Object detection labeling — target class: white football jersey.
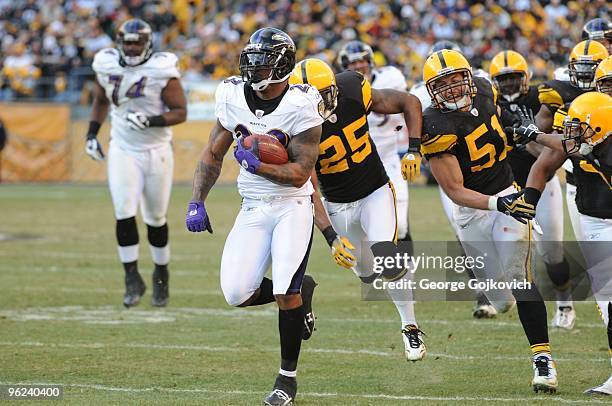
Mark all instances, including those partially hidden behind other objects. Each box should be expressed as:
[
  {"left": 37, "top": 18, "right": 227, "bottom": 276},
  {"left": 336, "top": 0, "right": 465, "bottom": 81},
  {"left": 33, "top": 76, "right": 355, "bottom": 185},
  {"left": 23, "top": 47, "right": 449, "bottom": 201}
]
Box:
[
  {"left": 410, "top": 68, "right": 491, "bottom": 111},
  {"left": 215, "top": 77, "right": 324, "bottom": 199},
  {"left": 368, "top": 66, "right": 408, "bottom": 164},
  {"left": 92, "top": 48, "right": 180, "bottom": 152}
]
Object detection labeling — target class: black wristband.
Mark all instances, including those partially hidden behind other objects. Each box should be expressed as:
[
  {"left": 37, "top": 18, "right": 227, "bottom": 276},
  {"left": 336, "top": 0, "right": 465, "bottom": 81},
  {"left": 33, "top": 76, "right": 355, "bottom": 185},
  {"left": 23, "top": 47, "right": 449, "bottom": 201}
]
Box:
[
  {"left": 322, "top": 226, "right": 338, "bottom": 247},
  {"left": 523, "top": 187, "right": 542, "bottom": 205},
  {"left": 408, "top": 137, "right": 421, "bottom": 152},
  {"left": 148, "top": 115, "right": 167, "bottom": 127},
  {"left": 87, "top": 121, "right": 101, "bottom": 138}
]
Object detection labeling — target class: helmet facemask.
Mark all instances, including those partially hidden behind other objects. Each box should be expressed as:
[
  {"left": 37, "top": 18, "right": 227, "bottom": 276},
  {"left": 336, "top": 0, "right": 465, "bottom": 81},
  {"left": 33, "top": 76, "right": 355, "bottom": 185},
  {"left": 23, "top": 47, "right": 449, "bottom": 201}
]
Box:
[
  {"left": 319, "top": 84, "right": 338, "bottom": 120},
  {"left": 494, "top": 72, "right": 528, "bottom": 102},
  {"left": 239, "top": 46, "right": 294, "bottom": 92},
  {"left": 568, "top": 59, "right": 600, "bottom": 90},
  {"left": 427, "top": 70, "right": 476, "bottom": 112},
  {"left": 596, "top": 77, "right": 612, "bottom": 96},
  {"left": 117, "top": 24, "right": 152, "bottom": 67}
]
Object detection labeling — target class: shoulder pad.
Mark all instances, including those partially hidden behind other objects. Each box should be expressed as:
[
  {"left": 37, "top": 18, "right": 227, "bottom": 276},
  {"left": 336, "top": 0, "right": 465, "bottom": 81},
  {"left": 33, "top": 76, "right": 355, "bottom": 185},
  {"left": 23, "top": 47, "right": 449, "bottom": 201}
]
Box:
[
  {"left": 337, "top": 70, "right": 372, "bottom": 112},
  {"left": 474, "top": 76, "right": 495, "bottom": 101},
  {"left": 215, "top": 76, "right": 243, "bottom": 103},
  {"left": 373, "top": 66, "right": 406, "bottom": 90},
  {"left": 143, "top": 52, "right": 180, "bottom": 79},
  {"left": 538, "top": 80, "right": 564, "bottom": 108},
  {"left": 288, "top": 83, "right": 325, "bottom": 114},
  {"left": 92, "top": 48, "right": 120, "bottom": 74},
  {"left": 421, "top": 109, "right": 459, "bottom": 157}
]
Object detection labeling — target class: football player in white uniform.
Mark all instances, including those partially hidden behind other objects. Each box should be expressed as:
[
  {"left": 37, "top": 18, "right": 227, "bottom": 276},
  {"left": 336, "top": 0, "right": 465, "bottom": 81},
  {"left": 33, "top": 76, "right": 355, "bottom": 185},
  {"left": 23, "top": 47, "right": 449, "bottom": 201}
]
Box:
[
  {"left": 337, "top": 41, "right": 413, "bottom": 251},
  {"left": 185, "top": 28, "right": 323, "bottom": 406},
  {"left": 86, "top": 19, "right": 186, "bottom": 308},
  {"left": 410, "top": 41, "right": 497, "bottom": 318}
]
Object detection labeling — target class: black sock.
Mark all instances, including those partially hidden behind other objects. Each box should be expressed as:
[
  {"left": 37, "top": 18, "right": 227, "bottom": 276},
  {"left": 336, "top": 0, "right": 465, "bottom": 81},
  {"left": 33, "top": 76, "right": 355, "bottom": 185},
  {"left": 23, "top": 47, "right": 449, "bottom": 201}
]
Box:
[
  {"left": 513, "top": 285, "right": 549, "bottom": 346},
  {"left": 398, "top": 232, "right": 414, "bottom": 257},
  {"left": 249, "top": 277, "right": 275, "bottom": 306},
  {"left": 153, "top": 264, "right": 168, "bottom": 281},
  {"left": 123, "top": 260, "right": 138, "bottom": 274},
  {"left": 545, "top": 258, "right": 570, "bottom": 289},
  {"left": 279, "top": 305, "right": 304, "bottom": 373},
  {"left": 608, "top": 302, "right": 612, "bottom": 355}
]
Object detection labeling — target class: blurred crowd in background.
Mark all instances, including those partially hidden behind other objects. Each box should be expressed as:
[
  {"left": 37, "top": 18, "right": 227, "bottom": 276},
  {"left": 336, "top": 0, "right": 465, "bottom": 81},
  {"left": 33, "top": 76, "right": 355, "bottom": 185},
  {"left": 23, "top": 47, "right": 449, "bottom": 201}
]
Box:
[{"left": 0, "top": 0, "right": 609, "bottom": 102}]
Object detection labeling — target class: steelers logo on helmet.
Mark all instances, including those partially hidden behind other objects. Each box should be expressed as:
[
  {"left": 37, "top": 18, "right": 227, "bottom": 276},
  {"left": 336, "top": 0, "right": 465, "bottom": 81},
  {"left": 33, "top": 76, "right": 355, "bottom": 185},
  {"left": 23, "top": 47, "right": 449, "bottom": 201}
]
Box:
[
  {"left": 423, "top": 50, "right": 477, "bottom": 112},
  {"left": 116, "top": 19, "right": 153, "bottom": 67},
  {"left": 239, "top": 27, "right": 296, "bottom": 92},
  {"left": 562, "top": 92, "right": 612, "bottom": 155},
  {"left": 289, "top": 58, "right": 338, "bottom": 120},
  {"left": 568, "top": 40, "right": 609, "bottom": 90}
]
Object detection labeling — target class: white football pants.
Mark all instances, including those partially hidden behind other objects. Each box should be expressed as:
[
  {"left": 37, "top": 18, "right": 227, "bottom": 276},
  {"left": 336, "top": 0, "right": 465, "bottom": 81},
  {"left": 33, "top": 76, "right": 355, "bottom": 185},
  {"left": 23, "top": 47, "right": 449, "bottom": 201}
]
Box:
[{"left": 383, "top": 157, "right": 409, "bottom": 239}]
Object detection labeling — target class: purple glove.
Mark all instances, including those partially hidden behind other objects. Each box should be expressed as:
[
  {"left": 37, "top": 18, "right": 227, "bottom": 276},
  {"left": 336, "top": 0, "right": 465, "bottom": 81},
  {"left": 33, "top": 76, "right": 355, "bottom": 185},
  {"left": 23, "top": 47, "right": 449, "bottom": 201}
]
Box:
[
  {"left": 185, "top": 200, "right": 213, "bottom": 233},
  {"left": 234, "top": 137, "right": 261, "bottom": 174}
]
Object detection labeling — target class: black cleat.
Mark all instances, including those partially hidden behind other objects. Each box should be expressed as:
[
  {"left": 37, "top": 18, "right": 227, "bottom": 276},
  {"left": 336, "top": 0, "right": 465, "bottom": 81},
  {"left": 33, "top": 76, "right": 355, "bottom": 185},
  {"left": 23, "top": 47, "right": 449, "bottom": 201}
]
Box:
[
  {"left": 300, "top": 275, "right": 317, "bottom": 340},
  {"left": 264, "top": 374, "right": 297, "bottom": 406},
  {"left": 123, "top": 271, "right": 146, "bottom": 308},
  {"left": 151, "top": 266, "right": 169, "bottom": 307}
]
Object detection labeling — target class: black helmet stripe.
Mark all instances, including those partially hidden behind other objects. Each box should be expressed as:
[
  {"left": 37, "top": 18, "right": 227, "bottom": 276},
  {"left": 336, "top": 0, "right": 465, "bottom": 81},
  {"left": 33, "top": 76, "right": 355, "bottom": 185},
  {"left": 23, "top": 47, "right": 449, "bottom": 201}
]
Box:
[
  {"left": 436, "top": 51, "right": 448, "bottom": 69},
  {"left": 584, "top": 40, "right": 591, "bottom": 55},
  {"left": 503, "top": 50, "right": 508, "bottom": 67},
  {"left": 301, "top": 61, "right": 308, "bottom": 84}
]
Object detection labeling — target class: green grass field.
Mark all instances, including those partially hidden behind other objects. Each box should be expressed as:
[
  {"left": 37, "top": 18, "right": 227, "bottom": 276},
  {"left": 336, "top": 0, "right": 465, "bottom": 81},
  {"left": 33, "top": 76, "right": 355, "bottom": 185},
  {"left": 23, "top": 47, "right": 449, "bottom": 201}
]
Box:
[{"left": 0, "top": 184, "right": 609, "bottom": 405}]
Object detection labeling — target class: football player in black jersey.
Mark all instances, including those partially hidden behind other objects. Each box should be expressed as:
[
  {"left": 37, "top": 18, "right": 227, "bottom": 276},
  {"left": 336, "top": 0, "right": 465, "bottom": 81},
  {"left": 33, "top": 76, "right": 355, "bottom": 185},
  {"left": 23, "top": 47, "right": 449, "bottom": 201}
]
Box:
[
  {"left": 290, "top": 58, "right": 428, "bottom": 362},
  {"left": 421, "top": 49, "right": 558, "bottom": 393},
  {"left": 514, "top": 92, "right": 612, "bottom": 395},
  {"left": 491, "top": 50, "right": 576, "bottom": 330}
]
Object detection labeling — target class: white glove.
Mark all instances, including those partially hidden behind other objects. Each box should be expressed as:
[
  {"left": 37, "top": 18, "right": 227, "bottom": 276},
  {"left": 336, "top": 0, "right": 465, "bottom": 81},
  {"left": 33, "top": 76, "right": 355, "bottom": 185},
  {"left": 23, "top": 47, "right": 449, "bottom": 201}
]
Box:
[
  {"left": 126, "top": 111, "right": 150, "bottom": 131},
  {"left": 85, "top": 137, "right": 105, "bottom": 161}
]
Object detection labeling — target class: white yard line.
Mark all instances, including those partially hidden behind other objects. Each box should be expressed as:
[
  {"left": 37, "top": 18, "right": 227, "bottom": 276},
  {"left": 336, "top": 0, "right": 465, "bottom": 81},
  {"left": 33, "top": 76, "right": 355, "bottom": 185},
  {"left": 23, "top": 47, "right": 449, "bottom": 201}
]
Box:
[
  {"left": 0, "top": 340, "right": 605, "bottom": 363},
  {"left": 0, "top": 381, "right": 606, "bottom": 403}
]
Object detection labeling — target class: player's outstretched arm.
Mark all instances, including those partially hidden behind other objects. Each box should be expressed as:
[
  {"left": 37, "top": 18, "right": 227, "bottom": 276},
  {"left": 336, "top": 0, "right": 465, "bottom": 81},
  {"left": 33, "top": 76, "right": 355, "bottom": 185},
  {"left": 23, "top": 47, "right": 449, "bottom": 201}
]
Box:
[
  {"left": 525, "top": 147, "right": 566, "bottom": 193},
  {"left": 84, "top": 80, "right": 110, "bottom": 161},
  {"left": 255, "top": 125, "right": 322, "bottom": 188},
  {"left": 429, "top": 153, "right": 535, "bottom": 223},
  {"left": 535, "top": 104, "right": 554, "bottom": 134},
  {"left": 186, "top": 120, "right": 234, "bottom": 233}
]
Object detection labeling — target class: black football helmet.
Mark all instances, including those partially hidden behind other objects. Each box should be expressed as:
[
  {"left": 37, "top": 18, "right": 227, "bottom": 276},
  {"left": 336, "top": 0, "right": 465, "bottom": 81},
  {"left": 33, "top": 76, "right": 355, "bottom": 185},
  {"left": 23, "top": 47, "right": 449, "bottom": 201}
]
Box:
[
  {"left": 338, "top": 41, "right": 374, "bottom": 70},
  {"left": 116, "top": 19, "right": 153, "bottom": 67},
  {"left": 582, "top": 18, "right": 612, "bottom": 41},
  {"left": 429, "top": 40, "right": 462, "bottom": 55},
  {"left": 239, "top": 27, "right": 296, "bottom": 91}
]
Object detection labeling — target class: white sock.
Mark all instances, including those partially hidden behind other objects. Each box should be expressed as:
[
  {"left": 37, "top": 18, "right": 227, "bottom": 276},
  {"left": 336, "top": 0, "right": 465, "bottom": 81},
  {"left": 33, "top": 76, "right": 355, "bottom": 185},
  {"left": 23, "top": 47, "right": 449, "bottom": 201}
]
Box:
[
  {"left": 150, "top": 245, "right": 170, "bottom": 266},
  {"left": 118, "top": 244, "right": 138, "bottom": 263},
  {"left": 385, "top": 271, "right": 417, "bottom": 327},
  {"left": 279, "top": 368, "right": 296, "bottom": 378}
]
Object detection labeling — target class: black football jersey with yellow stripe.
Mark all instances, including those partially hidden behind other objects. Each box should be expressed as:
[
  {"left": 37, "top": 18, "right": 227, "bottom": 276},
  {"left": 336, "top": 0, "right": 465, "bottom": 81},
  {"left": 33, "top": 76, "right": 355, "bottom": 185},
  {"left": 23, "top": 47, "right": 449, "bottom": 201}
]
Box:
[
  {"left": 572, "top": 151, "right": 612, "bottom": 219},
  {"left": 422, "top": 76, "right": 514, "bottom": 195},
  {"left": 316, "top": 70, "right": 388, "bottom": 203},
  {"left": 537, "top": 79, "right": 585, "bottom": 114},
  {"left": 498, "top": 85, "right": 541, "bottom": 187}
]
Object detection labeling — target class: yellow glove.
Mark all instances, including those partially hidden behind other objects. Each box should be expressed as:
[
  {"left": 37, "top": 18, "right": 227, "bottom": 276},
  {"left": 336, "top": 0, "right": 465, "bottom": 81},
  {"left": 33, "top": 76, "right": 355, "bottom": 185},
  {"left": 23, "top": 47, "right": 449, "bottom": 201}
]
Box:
[
  {"left": 401, "top": 151, "right": 422, "bottom": 183},
  {"left": 331, "top": 236, "right": 356, "bottom": 269}
]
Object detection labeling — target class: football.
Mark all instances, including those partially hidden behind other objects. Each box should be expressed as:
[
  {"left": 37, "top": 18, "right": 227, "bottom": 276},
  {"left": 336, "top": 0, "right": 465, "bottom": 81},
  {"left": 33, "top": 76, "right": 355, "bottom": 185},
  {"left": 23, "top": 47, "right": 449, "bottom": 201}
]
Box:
[{"left": 243, "top": 134, "right": 289, "bottom": 165}]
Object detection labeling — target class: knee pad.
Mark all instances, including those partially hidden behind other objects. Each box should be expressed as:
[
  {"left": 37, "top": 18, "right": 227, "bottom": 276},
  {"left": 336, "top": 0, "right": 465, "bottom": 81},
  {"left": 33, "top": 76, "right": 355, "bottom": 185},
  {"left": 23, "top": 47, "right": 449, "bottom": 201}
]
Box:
[
  {"left": 359, "top": 273, "right": 380, "bottom": 284},
  {"left": 147, "top": 223, "right": 168, "bottom": 247},
  {"left": 116, "top": 217, "right": 138, "bottom": 247},
  {"left": 223, "top": 288, "right": 255, "bottom": 307}
]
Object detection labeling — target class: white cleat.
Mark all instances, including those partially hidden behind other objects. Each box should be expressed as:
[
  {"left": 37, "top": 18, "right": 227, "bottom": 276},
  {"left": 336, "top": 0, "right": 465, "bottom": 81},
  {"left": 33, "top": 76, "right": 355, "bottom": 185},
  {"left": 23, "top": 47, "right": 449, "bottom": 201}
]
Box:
[
  {"left": 551, "top": 306, "right": 576, "bottom": 330},
  {"left": 532, "top": 354, "right": 558, "bottom": 394},
  {"left": 402, "top": 324, "right": 426, "bottom": 362},
  {"left": 584, "top": 375, "right": 612, "bottom": 395}
]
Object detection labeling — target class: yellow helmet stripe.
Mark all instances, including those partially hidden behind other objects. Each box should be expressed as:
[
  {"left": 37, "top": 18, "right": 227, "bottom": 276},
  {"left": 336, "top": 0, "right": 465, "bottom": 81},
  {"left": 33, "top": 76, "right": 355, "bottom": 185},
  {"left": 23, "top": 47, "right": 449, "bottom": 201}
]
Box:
[
  {"left": 300, "top": 61, "right": 308, "bottom": 84},
  {"left": 436, "top": 51, "right": 448, "bottom": 69}
]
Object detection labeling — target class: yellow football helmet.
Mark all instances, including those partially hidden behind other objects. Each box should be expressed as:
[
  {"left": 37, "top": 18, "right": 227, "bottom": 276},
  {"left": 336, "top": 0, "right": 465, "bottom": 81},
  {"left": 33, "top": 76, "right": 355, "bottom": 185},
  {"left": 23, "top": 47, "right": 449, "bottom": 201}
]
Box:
[
  {"left": 562, "top": 92, "right": 612, "bottom": 154},
  {"left": 489, "top": 50, "right": 530, "bottom": 101},
  {"left": 423, "top": 49, "right": 476, "bottom": 111},
  {"left": 568, "top": 40, "right": 609, "bottom": 90},
  {"left": 290, "top": 58, "right": 338, "bottom": 119},
  {"left": 595, "top": 55, "right": 612, "bottom": 95}
]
